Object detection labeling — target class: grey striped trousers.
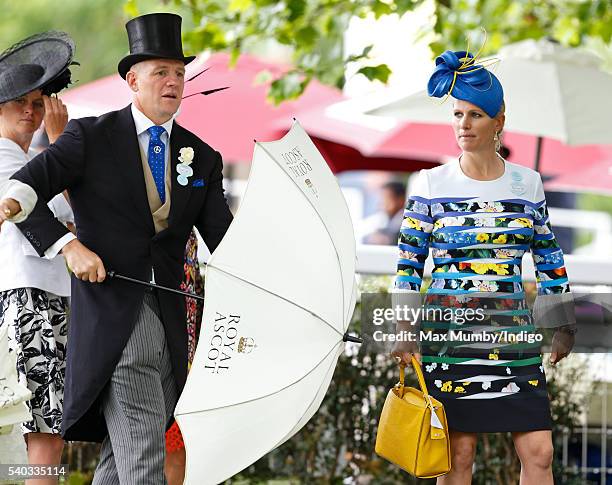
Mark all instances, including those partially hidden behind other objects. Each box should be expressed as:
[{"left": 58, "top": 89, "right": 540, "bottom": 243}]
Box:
[{"left": 92, "top": 294, "right": 178, "bottom": 485}]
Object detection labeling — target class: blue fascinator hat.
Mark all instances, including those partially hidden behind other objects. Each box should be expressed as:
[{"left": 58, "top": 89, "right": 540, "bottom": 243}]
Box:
[{"left": 427, "top": 47, "right": 504, "bottom": 118}]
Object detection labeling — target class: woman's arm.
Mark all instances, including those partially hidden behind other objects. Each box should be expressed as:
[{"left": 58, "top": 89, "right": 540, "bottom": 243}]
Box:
[
  {"left": 391, "top": 170, "right": 434, "bottom": 364},
  {"left": 0, "top": 143, "right": 38, "bottom": 223},
  {"left": 529, "top": 174, "right": 576, "bottom": 363}
]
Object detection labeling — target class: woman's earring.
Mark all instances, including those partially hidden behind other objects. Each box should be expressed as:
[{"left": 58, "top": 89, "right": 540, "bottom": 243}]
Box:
[{"left": 494, "top": 132, "right": 501, "bottom": 152}]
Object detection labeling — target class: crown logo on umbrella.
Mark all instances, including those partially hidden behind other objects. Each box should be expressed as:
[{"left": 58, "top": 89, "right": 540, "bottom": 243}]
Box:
[{"left": 237, "top": 337, "right": 257, "bottom": 354}]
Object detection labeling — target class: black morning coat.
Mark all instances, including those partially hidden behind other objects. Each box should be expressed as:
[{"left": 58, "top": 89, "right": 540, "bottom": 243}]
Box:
[{"left": 11, "top": 105, "right": 233, "bottom": 441}]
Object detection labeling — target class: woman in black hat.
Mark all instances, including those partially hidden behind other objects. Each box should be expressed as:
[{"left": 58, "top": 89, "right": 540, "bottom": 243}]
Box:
[{"left": 0, "top": 31, "right": 75, "bottom": 478}]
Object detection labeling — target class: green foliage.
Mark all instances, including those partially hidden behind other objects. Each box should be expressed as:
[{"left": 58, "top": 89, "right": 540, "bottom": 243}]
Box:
[
  {"left": 0, "top": 0, "right": 193, "bottom": 85},
  {"left": 431, "top": 0, "right": 612, "bottom": 56},
  {"left": 357, "top": 64, "right": 392, "bottom": 84},
  {"left": 577, "top": 192, "right": 612, "bottom": 216},
  {"left": 127, "top": 0, "right": 426, "bottom": 103},
  {"left": 269, "top": 71, "right": 310, "bottom": 102},
  {"left": 5, "top": 0, "right": 612, "bottom": 102},
  {"left": 0, "top": 0, "right": 127, "bottom": 84},
  {"left": 67, "top": 471, "right": 93, "bottom": 485},
  {"left": 123, "top": 0, "right": 612, "bottom": 102},
  {"left": 575, "top": 193, "right": 612, "bottom": 247}
]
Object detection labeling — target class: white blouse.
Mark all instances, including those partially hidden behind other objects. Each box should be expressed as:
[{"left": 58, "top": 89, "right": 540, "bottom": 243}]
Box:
[{"left": 0, "top": 138, "right": 72, "bottom": 296}]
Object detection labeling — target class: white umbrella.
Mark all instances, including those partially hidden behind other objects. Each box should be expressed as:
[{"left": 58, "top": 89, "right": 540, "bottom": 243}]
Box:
[
  {"left": 368, "top": 38, "right": 612, "bottom": 168},
  {"left": 174, "top": 121, "right": 359, "bottom": 484}
]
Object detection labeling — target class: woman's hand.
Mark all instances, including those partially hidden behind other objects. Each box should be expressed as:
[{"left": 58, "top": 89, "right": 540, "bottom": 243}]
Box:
[
  {"left": 549, "top": 327, "right": 575, "bottom": 365},
  {"left": 391, "top": 341, "right": 421, "bottom": 366},
  {"left": 0, "top": 198, "right": 22, "bottom": 228},
  {"left": 43, "top": 95, "right": 68, "bottom": 143},
  {"left": 390, "top": 321, "right": 421, "bottom": 365}
]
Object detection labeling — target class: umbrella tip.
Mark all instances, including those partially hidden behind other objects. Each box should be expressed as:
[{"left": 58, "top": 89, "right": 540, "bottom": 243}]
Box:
[
  {"left": 253, "top": 138, "right": 257, "bottom": 143},
  {"left": 343, "top": 333, "right": 362, "bottom": 344},
  {"left": 292, "top": 117, "right": 297, "bottom": 121}
]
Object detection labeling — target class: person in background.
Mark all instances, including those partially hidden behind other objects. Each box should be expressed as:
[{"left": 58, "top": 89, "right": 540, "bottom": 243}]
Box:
[
  {"left": 363, "top": 181, "right": 406, "bottom": 245},
  {"left": 164, "top": 230, "right": 204, "bottom": 485},
  {"left": 0, "top": 31, "right": 75, "bottom": 485}
]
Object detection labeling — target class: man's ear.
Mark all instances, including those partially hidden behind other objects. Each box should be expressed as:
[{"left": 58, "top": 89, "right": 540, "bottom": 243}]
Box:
[{"left": 126, "top": 71, "right": 138, "bottom": 92}]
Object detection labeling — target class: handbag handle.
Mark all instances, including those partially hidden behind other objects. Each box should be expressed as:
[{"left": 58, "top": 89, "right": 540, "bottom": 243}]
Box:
[
  {"left": 398, "top": 356, "right": 431, "bottom": 399},
  {"left": 399, "top": 357, "right": 447, "bottom": 439}
]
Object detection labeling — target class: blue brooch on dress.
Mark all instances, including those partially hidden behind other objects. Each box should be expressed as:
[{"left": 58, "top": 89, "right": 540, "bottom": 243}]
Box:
[{"left": 510, "top": 171, "right": 526, "bottom": 195}]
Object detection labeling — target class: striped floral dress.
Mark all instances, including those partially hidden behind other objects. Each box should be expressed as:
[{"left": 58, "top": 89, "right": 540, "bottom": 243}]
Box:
[
  {"left": 393, "top": 159, "right": 575, "bottom": 432},
  {"left": 165, "top": 230, "right": 204, "bottom": 452}
]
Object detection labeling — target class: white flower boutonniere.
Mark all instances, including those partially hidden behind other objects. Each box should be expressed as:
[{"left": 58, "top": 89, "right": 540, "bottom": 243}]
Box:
[{"left": 177, "top": 146, "right": 195, "bottom": 186}]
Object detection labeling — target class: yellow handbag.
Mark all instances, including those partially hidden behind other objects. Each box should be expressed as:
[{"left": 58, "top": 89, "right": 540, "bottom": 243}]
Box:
[{"left": 375, "top": 356, "right": 451, "bottom": 478}]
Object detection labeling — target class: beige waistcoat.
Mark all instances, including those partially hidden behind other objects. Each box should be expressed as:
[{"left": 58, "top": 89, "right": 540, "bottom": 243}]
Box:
[{"left": 139, "top": 143, "right": 171, "bottom": 233}]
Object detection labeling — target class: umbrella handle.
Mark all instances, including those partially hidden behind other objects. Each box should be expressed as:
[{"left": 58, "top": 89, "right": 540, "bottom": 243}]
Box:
[{"left": 107, "top": 270, "right": 205, "bottom": 302}]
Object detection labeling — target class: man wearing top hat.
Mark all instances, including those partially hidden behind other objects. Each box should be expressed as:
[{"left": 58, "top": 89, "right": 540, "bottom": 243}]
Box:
[{"left": 1, "top": 13, "right": 233, "bottom": 483}]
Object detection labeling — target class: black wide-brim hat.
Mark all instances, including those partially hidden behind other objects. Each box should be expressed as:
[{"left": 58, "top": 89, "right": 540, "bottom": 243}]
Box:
[
  {"left": 0, "top": 31, "right": 76, "bottom": 104},
  {"left": 118, "top": 13, "right": 195, "bottom": 79}
]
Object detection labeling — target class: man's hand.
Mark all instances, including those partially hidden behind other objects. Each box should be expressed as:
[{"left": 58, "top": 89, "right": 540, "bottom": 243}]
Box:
[
  {"left": 61, "top": 239, "right": 106, "bottom": 283},
  {"left": 0, "top": 198, "right": 22, "bottom": 227},
  {"left": 549, "top": 328, "right": 575, "bottom": 365},
  {"left": 43, "top": 95, "right": 68, "bottom": 144}
]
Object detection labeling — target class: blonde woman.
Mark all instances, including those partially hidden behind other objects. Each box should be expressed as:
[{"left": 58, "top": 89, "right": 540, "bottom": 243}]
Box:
[
  {"left": 391, "top": 49, "right": 576, "bottom": 485},
  {"left": 0, "top": 32, "right": 75, "bottom": 484}
]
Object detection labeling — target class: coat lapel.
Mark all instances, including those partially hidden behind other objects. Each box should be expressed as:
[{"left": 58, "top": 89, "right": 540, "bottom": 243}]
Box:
[
  {"left": 165, "top": 122, "right": 193, "bottom": 229},
  {"left": 108, "top": 105, "right": 154, "bottom": 234}
]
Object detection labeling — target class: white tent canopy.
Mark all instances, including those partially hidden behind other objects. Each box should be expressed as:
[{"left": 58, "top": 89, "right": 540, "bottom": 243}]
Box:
[{"left": 368, "top": 38, "right": 612, "bottom": 146}]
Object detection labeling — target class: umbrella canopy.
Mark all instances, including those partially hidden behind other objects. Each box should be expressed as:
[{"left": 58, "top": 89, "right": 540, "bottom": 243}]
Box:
[
  {"left": 283, "top": 103, "right": 612, "bottom": 180},
  {"left": 61, "top": 53, "right": 342, "bottom": 162},
  {"left": 367, "top": 38, "right": 612, "bottom": 146},
  {"left": 545, "top": 159, "right": 612, "bottom": 195},
  {"left": 174, "top": 121, "right": 358, "bottom": 484}
]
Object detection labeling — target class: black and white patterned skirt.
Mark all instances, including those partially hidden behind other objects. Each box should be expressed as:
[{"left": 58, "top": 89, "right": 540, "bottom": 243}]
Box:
[{"left": 0, "top": 288, "right": 68, "bottom": 434}]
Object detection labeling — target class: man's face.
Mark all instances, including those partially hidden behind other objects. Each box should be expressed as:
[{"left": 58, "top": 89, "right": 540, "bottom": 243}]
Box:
[{"left": 127, "top": 59, "right": 185, "bottom": 123}]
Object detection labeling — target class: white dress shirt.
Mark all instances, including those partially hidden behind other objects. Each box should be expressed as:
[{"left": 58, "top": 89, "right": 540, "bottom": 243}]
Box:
[
  {"left": 0, "top": 138, "right": 73, "bottom": 295},
  {"left": 131, "top": 103, "right": 174, "bottom": 173}
]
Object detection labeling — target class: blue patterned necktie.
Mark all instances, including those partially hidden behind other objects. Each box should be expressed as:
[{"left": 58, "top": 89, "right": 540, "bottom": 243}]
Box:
[{"left": 147, "top": 125, "right": 166, "bottom": 203}]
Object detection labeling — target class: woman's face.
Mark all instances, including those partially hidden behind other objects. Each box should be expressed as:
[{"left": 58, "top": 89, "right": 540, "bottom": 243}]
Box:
[
  {"left": 0, "top": 89, "right": 45, "bottom": 138},
  {"left": 452, "top": 99, "right": 504, "bottom": 154}
]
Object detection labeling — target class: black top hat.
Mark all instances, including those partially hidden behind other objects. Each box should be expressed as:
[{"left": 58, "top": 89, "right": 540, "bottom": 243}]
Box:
[
  {"left": 118, "top": 13, "right": 195, "bottom": 79},
  {"left": 0, "top": 31, "right": 76, "bottom": 104}
]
